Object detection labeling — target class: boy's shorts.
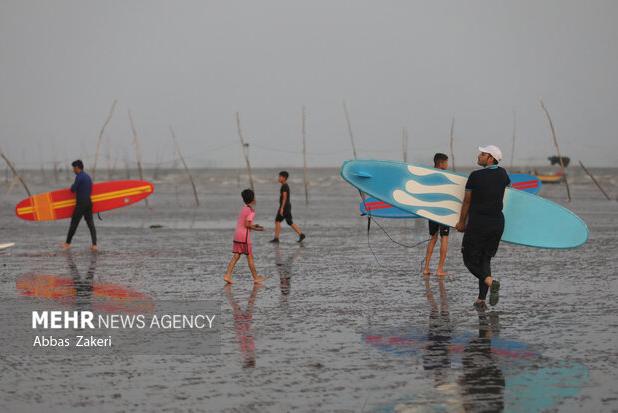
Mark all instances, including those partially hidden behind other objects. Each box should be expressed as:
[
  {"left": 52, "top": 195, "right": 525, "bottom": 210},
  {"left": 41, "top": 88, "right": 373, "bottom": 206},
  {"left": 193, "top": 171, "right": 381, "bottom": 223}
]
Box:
[
  {"left": 429, "top": 221, "right": 450, "bottom": 237},
  {"left": 275, "top": 208, "right": 293, "bottom": 225},
  {"left": 232, "top": 241, "right": 253, "bottom": 256}
]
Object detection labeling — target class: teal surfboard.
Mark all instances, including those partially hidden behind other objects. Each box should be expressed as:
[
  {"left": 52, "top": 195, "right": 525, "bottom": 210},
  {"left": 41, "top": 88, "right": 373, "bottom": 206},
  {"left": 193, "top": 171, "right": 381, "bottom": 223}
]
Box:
[
  {"left": 360, "top": 197, "right": 420, "bottom": 219},
  {"left": 510, "top": 173, "right": 542, "bottom": 194},
  {"left": 341, "top": 160, "right": 588, "bottom": 249}
]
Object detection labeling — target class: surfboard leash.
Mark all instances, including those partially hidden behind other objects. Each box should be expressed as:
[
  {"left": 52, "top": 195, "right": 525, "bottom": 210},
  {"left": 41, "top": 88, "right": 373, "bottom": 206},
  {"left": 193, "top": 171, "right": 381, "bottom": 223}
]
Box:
[{"left": 358, "top": 191, "right": 431, "bottom": 270}]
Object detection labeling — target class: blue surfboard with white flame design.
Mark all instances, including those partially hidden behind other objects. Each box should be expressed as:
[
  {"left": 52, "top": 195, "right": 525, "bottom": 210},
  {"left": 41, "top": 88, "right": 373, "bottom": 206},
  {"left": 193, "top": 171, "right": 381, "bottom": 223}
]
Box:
[
  {"left": 359, "top": 174, "right": 541, "bottom": 218},
  {"left": 342, "top": 160, "right": 588, "bottom": 249}
]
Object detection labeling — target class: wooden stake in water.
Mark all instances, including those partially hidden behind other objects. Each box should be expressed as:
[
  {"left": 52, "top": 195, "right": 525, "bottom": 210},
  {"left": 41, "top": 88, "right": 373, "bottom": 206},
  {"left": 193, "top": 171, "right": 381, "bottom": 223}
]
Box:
[
  {"left": 301, "top": 106, "right": 309, "bottom": 205},
  {"left": 510, "top": 110, "right": 516, "bottom": 169},
  {"left": 342, "top": 101, "right": 358, "bottom": 159},
  {"left": 0, "top": 148, "right": 32, "bottom": 196},
  {"left": 402, "top": 127, "right": 408, "bottom": 163},
  {"left": 579, "top": 161, "right": 611, "bottom": 200},
  {"left": 170, "top": 126, "right": 200, "bottom": 207},
  {"left": 235, "top": 112, "right": 255, "bottom": 191},
  {"left": 92, "top": 100, "right": 117, "bottom": 181},
  {"left": 105, "top": 136, "right": 113, "bottom": 180},
  {"left": 449, "top": 117, "right": 456, "bottom": 171},
  {"left": 539, "top": 98, "right": 571, "bottom": 202},
  {"left": 128, "top": 109, "right": 148, "bottom": 206}
]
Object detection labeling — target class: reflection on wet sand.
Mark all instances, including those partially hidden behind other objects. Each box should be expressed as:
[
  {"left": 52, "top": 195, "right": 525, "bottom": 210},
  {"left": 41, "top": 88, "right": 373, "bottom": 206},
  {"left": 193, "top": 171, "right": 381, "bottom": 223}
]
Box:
[
  {"left": 67, "top": 251, "right": 96, "bottom": 309},
  {"left": 15, "top": 251, "right": 153, "bottom": 313},
  {"left": 224, "top": 283, "right": 261, "bottom": 368},
  {"left": 423, "top": 276, "right": 452, "bottom": 385},
  {"left": 274, "top": 244, "right": 303, "bottom": 310},
  {"left": 460, "top": 311, "right": 505, "bottom": 412},
  {"left": 423, "top": 276, "right": 464, "bottom": 411}
]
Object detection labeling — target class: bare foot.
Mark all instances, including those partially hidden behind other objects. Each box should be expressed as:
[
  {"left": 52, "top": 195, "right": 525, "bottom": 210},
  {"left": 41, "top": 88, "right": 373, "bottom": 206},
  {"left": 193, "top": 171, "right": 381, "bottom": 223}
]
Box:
[
  {"left": 223, "top": 275, "right": 234, "bottom": 284},
  {"left": 436, "top": 270, "right": 448, "bottom": 276},
  {"left": 90, "top": 245, "right": 98, "bottom": 252},
  {"left": 253, "top": 275, "right": 266, "bottom": 284},
  {"left": 62, "top": 243, "right": 71, "bottom": 250},
  {"left": 422, "top": 269, "right": 431, "bottom": 276}
]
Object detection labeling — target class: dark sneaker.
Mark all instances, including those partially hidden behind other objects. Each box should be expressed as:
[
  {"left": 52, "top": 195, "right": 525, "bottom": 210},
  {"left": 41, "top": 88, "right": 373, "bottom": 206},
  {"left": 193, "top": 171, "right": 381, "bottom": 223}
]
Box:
[
  {"left": 473, "top": 301, "right": 488, "bottom": 311},
  {"left": 297, "top": 233, "right": 306, "bottom": 243},
  {"left": 489, "top": 280, "right": 500, "bottom": 306},
  {"left": 269, "top": 238, "right": 280, "bottom": 243}
]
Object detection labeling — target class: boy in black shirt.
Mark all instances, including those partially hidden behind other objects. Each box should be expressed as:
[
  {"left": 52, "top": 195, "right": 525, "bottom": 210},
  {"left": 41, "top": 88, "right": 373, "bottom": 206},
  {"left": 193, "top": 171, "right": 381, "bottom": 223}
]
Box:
[
  {"left": 423, "top": 153, "right": 450, "bottom": 276},
  {"left": 456, "top": 146, "right": 510, "bottom": 308},
  {"left": 270, "top": 171, "right": 305, "bottom": 243}
]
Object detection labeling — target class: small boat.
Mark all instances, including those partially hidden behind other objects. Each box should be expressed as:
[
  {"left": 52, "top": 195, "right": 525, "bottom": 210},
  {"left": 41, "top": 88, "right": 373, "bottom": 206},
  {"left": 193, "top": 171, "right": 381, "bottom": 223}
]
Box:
[{"left": 535, "top": 170, "right": 564, "bottom": 183}]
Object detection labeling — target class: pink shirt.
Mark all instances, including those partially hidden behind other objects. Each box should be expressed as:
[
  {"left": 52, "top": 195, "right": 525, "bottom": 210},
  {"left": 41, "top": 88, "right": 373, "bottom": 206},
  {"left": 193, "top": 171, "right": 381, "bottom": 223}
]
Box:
[{"left": 234, "top": 205, "right": 255, "bottom": 244}]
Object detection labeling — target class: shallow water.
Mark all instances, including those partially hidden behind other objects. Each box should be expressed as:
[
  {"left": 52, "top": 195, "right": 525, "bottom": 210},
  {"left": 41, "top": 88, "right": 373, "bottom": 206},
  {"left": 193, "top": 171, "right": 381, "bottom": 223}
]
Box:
[{"left": 1, "top": 168, "right": 617, "bottom": 412}]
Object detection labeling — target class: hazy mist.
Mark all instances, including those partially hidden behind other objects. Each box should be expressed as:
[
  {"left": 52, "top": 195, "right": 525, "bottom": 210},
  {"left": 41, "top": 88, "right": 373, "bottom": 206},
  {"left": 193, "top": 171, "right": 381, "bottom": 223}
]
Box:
[{"left": 1, "top": 0, "right": 617, "bottom": 168}]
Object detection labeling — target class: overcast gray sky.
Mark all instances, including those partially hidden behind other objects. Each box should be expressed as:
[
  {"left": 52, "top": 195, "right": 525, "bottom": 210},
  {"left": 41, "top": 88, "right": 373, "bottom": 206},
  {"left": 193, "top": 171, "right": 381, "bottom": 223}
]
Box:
[{"left": 1, "top": 0, "right": 616, "bottom": 168}]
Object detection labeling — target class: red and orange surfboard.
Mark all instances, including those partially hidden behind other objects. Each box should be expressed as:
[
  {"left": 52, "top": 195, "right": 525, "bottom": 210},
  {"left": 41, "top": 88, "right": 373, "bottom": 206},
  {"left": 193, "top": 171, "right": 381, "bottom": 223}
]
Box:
[
  {"left": 16, "top": 273, "right": 155, "bottom": 314},
  {"left": 15, "top": 180, "right": 154, "bottom": 221}
]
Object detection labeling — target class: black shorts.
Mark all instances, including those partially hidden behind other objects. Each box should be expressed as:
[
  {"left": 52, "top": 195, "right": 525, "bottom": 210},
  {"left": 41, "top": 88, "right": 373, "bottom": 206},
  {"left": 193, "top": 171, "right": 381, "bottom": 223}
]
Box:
[
  {"left": 275, "top": 208, "right": 293, "bottom": 225},
  {"left": 428, "top": 221, "right": 450, "bottom": 237}
]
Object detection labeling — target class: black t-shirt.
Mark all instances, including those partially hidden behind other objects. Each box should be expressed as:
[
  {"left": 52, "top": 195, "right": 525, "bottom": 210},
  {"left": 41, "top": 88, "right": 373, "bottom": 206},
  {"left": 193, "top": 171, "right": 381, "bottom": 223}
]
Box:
[
  {"left": 279, "top": 183, "right": 291, "bottom": 209},
  {"left": 465, "top": 166, "right": 510, "bottom": 220}
]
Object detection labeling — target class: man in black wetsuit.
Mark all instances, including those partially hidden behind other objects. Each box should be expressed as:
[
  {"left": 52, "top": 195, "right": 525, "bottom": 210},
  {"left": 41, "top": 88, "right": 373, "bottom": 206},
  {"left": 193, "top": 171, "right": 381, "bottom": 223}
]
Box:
[
  {"left": 63, "top": 160, "right": 97, "bottom": 251},
  {"left": 455, "top": 146, "right": 510, "bottom": 309}
]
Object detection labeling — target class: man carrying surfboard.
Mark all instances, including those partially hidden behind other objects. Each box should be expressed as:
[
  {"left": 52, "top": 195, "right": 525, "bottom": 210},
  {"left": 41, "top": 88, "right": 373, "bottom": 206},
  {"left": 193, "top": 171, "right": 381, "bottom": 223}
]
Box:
[
  {"left": 62, "top": 160, "right": 97, "bottom": 251},
  {"left": 423, "top": 153, "right": 450, "bottom": 276},
  {"left": 270, "top": 171, "right": 306, "bottom": 243},
  {"left": 455, "top": 146, "right": 510, "bottom": 309}
]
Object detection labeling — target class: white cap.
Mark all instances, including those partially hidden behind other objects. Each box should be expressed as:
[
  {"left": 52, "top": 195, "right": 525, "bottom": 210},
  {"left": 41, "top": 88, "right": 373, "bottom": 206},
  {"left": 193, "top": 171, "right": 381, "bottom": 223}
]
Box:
[{"left": 478, "top": 145, "right": 503, "bottom": 162}]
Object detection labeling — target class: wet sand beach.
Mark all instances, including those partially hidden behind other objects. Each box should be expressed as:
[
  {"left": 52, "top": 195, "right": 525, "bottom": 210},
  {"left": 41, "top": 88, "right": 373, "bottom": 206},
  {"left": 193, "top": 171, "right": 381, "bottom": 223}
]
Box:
[{"left": 1, "top": 168, "right": 617, "bottom": 412}]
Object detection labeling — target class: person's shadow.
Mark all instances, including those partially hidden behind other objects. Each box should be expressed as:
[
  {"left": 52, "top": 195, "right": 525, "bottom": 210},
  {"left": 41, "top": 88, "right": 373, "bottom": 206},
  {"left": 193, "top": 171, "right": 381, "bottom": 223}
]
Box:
[
  {"left": 224, "top": 283, "right": 262, "bottom": 368},
  {"left": 423, "top": 276, "right": 453, "bottom": 390},
  {"left": 66, "top": 251, "right": 97, "bottom": 311},
  {"left": 460, "top": 311, "right": 505, "bottom": 412}
]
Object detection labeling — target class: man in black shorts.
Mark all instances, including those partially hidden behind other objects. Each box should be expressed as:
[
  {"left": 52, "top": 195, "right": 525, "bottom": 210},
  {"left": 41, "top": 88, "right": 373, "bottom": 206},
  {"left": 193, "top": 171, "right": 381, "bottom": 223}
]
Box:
[
  {"left": 456, "top": 145, "right": 510, "bottom": 309},
  {"left": 270, "top": 171, "right": 305, "bottom": 243},
  {"left": 423, "top": 153, "right": 450, "bottom": 276}
]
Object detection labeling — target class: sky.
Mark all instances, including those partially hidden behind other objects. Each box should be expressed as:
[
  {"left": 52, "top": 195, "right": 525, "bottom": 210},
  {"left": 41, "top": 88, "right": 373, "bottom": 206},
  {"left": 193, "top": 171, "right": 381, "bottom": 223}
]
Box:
[{"left": 1, "top": 0, "right": 617, "bottom": 169}]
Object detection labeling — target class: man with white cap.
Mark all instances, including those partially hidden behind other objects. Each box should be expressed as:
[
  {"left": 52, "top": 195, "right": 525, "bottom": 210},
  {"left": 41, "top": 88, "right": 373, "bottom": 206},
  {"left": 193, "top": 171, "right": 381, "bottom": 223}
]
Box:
[{"left": 455, "top": 145, "right": 510, "bottom": 309}]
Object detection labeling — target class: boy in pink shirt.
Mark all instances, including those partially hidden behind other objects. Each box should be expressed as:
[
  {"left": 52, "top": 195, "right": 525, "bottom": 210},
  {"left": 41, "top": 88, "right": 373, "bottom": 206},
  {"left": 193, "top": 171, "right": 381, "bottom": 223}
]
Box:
[{"left": 224, "top": 189, "right": 266, "bottom": 284}]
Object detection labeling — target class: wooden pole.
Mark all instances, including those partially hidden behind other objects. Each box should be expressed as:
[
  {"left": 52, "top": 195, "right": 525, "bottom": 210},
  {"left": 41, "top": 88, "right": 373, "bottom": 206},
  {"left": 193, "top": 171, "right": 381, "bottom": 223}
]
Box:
[
  {"left": 105, "top": 136, "right": 113, "bottom": 180},
  {"left": 92, "top": 100, "right": 117, "bottom": 181},
  {"left": 53, "top": 161, "right": 59, "bottom": 183},
  {"left": 402, "top": 127, "right": 408, "bottom": 163},
  {"left": 449, "top": 117, "right": 456, "bottom": 171},
  {"left": 170, "top": 126, "right": 200, "bottom": 206},
  {"left": 301, "top": 106, "right": 309, "bottom": 205},
  {"left": 0, "top": 148, "right": 32, "bottom": 196},
  {"left": 235, "top": 112, "right": 255, "bottom": 191},
  {"left": 579, "top": 161, "right": 611, "bottom": 200},
  {"left": 510, "top": 110, "right": 516, "bottom": 169},
  {"left": 128, "top": 109, "right": 148, "bottom": 206},
  {"left": 539, "top": 98, "right": 571, "bottom": 202},
  {"left": 342, "top": 101, "right": 358, "bottom": 159},
  {"left": 152, "top": 149, "right": 161, "bottom": 181}
]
